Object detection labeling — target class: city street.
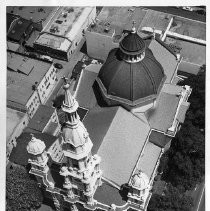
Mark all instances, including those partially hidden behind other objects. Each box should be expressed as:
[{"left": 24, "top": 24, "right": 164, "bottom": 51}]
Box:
[
  {"left": 186, "top": 182, "right": 205, "bottom": 211},
  {"left": 45, "top": 38, "right": 85, "bottom": 107},
  {"left": 192, "top": 183, "right": 205, "bottom": 211}
]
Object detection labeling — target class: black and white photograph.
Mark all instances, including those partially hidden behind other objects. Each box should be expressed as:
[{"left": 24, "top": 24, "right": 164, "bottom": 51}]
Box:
[{"left": 3, "top": 2, "right": 206, "bottom": 211}]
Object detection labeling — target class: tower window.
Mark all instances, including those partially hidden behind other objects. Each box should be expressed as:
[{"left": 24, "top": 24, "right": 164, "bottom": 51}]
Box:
[{"left": 72, "top": 159, "right": 79, "bottom": 168}]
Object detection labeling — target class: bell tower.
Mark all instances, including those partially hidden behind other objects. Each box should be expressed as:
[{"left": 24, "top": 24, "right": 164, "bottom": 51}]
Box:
[{"left": 59, "top": 77, "right": 102, "bottom": 205}]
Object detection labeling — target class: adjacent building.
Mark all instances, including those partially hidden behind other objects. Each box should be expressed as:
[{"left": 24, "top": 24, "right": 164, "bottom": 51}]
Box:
[
  {"left": 34, "top": 7, "right": 96, "bottom": 61},
  {"left": 7, "top": 52, "right": 58, "bottom": 118},
  {"left": 24, "top": 105, "right": 60, "bottom": 137}
]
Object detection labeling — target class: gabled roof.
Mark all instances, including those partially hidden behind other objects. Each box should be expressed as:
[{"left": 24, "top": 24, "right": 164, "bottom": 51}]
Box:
[{"left": 84, "top": 106, "right": 150, "bottom": 186}]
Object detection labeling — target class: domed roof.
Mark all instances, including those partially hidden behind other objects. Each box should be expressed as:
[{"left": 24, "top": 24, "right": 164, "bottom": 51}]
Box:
[
  {"left": 62, "top": 121, "right": 89, "bottom": 147},
  {"left": 120, "top": 32, "right": 146, "bottom": 54},
  {"left": 97, "top": 47, "right": 165, "bottom": 106},
  {"left": 27, "top": 134, "right": 46, "bottom": 155},
  {"left": 131, "top": 171, "right": 149, "bottom": 190}
]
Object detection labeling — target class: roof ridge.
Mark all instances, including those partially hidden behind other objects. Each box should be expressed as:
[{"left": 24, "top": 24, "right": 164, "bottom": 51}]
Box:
[{"left": 154, "top": 37, "right": 177, "bottom": 58}]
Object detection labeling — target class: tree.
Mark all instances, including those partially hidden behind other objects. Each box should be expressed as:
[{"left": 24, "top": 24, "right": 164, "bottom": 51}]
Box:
[
  {"left": 6, "top": 166, "right": 43, "bottom": 211},
  {"left": 178, "top": 65, "right": 205, "bottom": 130},
  {"left": 162, "top": 120, "right": 205, "bottom": 191},
  {"left": 148, "top": 183, "right": 193, "bottom": 211}
]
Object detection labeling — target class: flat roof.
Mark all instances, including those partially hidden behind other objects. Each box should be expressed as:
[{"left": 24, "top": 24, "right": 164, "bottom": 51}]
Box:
[
  {"left": 35, "top": 33, "right": 72, "bottom": 51},
  {"left": 88, "top": 7, "right": 147, "bottom": 40},
  {"left": 7, "top": 52, "right": 52, "bottom": 108},
  {"left": 7, "top": 107, "right": 25, "bottom": 141},
  {"left": 27, "top": 105, "right": 55, "bottom": 132},
  {"left": 84, "top": 106, "right": 150, "bottom": 186},
  {"left": 94, "top": 180, "right": 126, "bottom": 206},
  {"left": 170, "top": 16, "right": 206, "bottom": 41},
  {"left": 6, "top": 6, "right": 56, "bottom": 25},
  {"left": 35, "top": 7, "right": 94, "bottom": 50},
  {"left": 146, "top": 92, "right": 180, "bottom": 132},
  {"left": 138, "top": 9, "right": 172, "bottom": 37},
  {"left": 135, "top": 141, "right": 162, "bottom": 181}
]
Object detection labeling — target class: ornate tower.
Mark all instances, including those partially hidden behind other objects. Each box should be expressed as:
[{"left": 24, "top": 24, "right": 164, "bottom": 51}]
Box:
[
  {"left": 27, "top": 133, "right": 49, "bottom": 174},
  {"left": 59, "top": 78, "right": 102, "bottom": 205},
  {"left": 127, "top": 170, "right": 151, "bottom": 209}
]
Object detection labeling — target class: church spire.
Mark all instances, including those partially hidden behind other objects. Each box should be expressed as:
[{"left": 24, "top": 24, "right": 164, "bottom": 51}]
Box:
[{"left": 61, "top": 77, "right": 79, "bottom": 126}]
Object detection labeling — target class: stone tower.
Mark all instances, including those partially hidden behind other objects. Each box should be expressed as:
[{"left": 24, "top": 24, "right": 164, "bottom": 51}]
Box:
[{"left": 59, "top": 78, "right": 102, "bottom": 205}]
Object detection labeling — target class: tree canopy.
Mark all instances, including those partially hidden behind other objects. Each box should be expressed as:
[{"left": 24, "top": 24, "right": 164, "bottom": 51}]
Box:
[
  {"left": 148, "top": 183, "right": 193, "bottom": 211},
  {"left": 149, "top": 66, "right": 205, "bottom": 210},
  {"left": 6, "top": 166, "right": 43, "bottom": 211},
  {"left": 162, "top": 67, "right": 205, "bottom": 191}
]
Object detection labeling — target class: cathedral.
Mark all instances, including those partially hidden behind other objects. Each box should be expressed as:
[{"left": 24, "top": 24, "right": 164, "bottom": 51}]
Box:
[{"left": 25, "top": 25, "right": 191, "bottom": 211}]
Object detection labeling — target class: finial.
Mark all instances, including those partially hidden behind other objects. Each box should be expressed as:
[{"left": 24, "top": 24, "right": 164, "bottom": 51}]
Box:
[
  {"left": 62, "top": 76, "right": 70, "bottom": 90},
  {"left": 152, "top": 27, "right": 156, "bottom": 39},
  {"left": 62, "top": 76, "right": 68, "bottom": 84},
  {"left": 131, "top": 20, "right": 136, "bottom": 33},
  {"left": 30, "top": 133, "right": 35, "bottom": 141}
]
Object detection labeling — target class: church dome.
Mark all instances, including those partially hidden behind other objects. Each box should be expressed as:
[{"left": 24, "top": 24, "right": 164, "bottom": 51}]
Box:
[
  {"left": 97, "top": 46, "right": 165, "bottom": 107},
  {"left": 27, "top": 134, "right": 46, "bottom": 155},
  {"left": 120, "top": 32, "right": 146, "bottom": 55},
  {"left": 131, "top": 171, "right": 149, "bottom": 190}
]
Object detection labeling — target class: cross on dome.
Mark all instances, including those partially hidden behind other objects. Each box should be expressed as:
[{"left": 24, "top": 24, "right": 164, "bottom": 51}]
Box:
[{"left": 131, "top": 20, "right": 136, "bottom": 33}]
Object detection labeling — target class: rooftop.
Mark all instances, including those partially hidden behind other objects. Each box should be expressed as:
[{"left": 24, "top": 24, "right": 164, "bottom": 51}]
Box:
[
  {"left": 44, "top": 7, "right": 84, "bottom": 37},
  {"left": 137, "top": 9, "right": 172, "bottom": 37},
  {"left": 148, "top": 39, "right": 178, "bottom": 83},
  {"left": 88, "top": 7, "right": 147, "bottom": 39},
  {"left": 6, "top": 6, "right": 56, "bottom": 25},
  {"left": 146, "top": 92, "right": 180, "bottom": 133},
  {"left": 7, "top": 107, "right": 25, "bottom": 141},
  {"left": 35, "top": 32, "right": 72, "bottom": 52},
  {"left": 75, "top": 67, "right": 99, "bottom": 109},
  {"left": 94, "top": 180, "right": 126, "bottom": 206},
  {"left": 7, "top": 13, "right": 32, "bottom": 42},
  {"left": 9, "top": 132, "right": 57, "bottom": 166},
  {"left": 35, "top": 7, "right": 95, "bottom": 51},
  {"left": 27, "top": 105, "right": 55, "bottom": 132},
  {"left": 7, "top": 52, "right": 52, "bottom": 108},
  {"left": 84, "top": 106, "right": 150, "bottom": 186},
  {"left": 135, "top": 141, "right": 162, "bottom": 181}
]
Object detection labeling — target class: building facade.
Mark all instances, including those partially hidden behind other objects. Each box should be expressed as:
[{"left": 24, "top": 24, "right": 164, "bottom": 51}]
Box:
[
  {"left": 7, "top": 52, "right": 58, "bottom": 119},
  {"left": 34, "top": 7, "right": 96, "bottom": 61},
  {"left": 24, "top": 23, "right": 191, "bottom": 211}
]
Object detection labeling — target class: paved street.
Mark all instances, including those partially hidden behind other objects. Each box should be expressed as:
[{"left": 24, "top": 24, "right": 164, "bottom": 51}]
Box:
[
  {"left": 187, "top": 182, "right": 205, "bottom": 211},
  {"left": 142, "top": 7, "right": 206, "bottom": 23},
  {"left": 45, "top": 38, "right": 85, "bottom": 107}
]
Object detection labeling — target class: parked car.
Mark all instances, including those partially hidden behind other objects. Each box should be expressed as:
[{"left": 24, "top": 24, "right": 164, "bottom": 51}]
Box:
[
  {"left": 182, "top": 7, "right": 193, "bottom": 11},
  {"left": 41, "top": 55, "right": 53, "bottom": 62},
  {"left": 54, "top": 63, "right": 63, "bottom": 69}
]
